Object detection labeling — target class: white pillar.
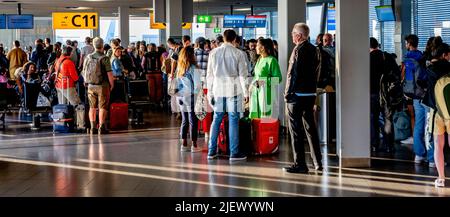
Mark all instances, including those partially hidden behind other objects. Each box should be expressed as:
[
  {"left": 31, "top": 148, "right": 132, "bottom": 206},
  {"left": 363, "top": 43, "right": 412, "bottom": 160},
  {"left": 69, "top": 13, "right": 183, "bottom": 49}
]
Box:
[
  {"left": 118, "top": 6, "right": 130, "bottom": 47},
  {"left": 166, "top": 0, "right": 183, "bottom": 41},
  {"left": 277, "top": 0, "right": 306, "bottom": 128},
  {"left": 336, "top": 0, "right": 370, "bottom": 167}
]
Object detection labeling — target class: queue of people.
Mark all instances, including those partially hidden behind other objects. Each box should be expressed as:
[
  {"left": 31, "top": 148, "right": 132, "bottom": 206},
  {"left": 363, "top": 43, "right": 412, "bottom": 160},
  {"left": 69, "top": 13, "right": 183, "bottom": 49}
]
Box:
[{"left": 4, "top": 22, "right": 450, "bottom": 188}]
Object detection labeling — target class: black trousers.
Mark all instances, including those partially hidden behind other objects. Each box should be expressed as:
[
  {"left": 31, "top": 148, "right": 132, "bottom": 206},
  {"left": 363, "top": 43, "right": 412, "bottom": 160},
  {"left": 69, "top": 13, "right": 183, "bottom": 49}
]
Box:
[
  {"left": 370, "top": 94, "right": 395, "bottom": 149},
  {"left": 287, "top": 96, "right": 322, "bottom": 168},
  {"left": 179, "top": 96, "right": 198, "bottom": 142}
]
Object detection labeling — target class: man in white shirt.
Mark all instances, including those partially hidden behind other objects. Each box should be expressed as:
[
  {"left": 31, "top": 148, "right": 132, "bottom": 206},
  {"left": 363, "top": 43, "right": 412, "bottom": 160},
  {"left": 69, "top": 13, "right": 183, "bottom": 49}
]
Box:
[{"left": 206, "top": 30, "right": 249, "bottom": 161}]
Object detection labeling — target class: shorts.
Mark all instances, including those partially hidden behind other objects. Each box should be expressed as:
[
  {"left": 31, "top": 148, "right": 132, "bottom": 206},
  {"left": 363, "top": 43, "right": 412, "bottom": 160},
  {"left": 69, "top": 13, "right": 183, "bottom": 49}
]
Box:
[
  {"left": 88, "top": 85, "right": 109, "bottom": 109},
  {"left": 434, "top": 113, "right": 450, "bottom": 135},
  {"left": 57, "top": 87, "right": 81, "bottom": 106}
]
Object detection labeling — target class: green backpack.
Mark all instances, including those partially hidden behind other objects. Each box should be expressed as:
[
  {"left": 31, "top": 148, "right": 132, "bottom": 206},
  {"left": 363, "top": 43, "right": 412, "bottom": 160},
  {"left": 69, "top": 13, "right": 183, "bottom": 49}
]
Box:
[{"left": 434, "top": 74, "right": 450, "bottom": 120}]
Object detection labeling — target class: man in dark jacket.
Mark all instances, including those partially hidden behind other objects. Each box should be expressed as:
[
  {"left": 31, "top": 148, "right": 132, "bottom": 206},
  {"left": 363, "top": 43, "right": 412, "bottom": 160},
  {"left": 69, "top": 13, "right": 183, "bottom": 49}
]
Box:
[{"left": 284, "top": 23, "right": 322, "bottom": 174}]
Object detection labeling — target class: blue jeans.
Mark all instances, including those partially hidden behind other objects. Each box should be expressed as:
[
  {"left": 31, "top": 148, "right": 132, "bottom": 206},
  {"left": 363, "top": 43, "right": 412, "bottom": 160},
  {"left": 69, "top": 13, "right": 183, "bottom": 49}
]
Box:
[
  {"left": 413, "top": 99, "right": 427, "bottom": 157},
  {"left": 208, "top": 95, "right": 243, "bottom": 157}
]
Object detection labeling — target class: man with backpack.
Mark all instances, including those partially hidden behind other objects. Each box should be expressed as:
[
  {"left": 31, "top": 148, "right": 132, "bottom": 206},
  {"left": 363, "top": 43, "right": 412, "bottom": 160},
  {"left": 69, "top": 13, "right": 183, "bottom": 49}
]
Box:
[
  {"left": 401, "top": 34, "right": 428, "bottom": 164},
  {"left": 82, "top": 37, "right": 114, "bottom": 135},
  {"left": 370, "top": 37, "right": 401, "bottom": 153}
]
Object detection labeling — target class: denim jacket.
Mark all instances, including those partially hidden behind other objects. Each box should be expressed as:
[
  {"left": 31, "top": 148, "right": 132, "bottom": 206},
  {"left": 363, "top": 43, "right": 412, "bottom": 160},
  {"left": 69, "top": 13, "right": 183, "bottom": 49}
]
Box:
[{"left": 176, "top": 65, "right": 201, "bottom": 111}]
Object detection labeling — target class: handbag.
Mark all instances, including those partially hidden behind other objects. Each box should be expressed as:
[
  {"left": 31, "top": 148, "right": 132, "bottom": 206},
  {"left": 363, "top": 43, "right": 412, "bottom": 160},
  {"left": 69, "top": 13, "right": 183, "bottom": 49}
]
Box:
[
  {"left": 168, "top": 75, "right": 178, "bottom": 96},
  {"left": 195, "top": 90, "right": 207, "bottom": 120}
]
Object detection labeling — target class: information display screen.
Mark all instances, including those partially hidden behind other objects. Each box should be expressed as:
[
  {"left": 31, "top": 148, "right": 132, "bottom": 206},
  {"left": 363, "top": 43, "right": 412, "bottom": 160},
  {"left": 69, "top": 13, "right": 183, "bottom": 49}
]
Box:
[
  {"left": 7, "top": 14, "right": 34, "bottom": 29},
  {"left": 375, "top": 5, "right": 395, "bottom": 22},
  {"left": 244, "top": 15, "right": 267, "bottom": 28},
  {"left": 223, "top": 15, "right": 245, "bottom": 28},
  {"left": 0, "top": 15, "right": 6, "bottom": 29}
]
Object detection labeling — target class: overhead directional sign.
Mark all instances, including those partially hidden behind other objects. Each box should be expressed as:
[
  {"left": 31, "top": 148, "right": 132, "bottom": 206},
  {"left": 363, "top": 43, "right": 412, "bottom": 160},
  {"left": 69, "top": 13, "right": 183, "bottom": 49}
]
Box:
[
  {"left": 223, "top": 15, "right": 245, "bottom": 28},
  {"left": 150, "top": 12, "right": 191, "bottom": 29},
  {"left": 244, "top": 15, "right": 267, "bottom": 28},
  {"left": 197, "top": 15, "right": 212, "bottom": 24},
  {"left": 0, "top": 15, "right": 6, "bottom": 29},
  {"left": 7, "top": 15, "right": 34, "bottom": 29},
  {"left": 52, "top": 12, "right": 98, "bottom": 29}
]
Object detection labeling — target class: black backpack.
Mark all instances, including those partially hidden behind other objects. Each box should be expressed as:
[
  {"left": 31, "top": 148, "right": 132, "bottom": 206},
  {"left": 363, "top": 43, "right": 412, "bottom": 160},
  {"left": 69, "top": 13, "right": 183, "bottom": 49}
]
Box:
[{"left": 380, "top": 52, "right": 403, "bottom": 108}]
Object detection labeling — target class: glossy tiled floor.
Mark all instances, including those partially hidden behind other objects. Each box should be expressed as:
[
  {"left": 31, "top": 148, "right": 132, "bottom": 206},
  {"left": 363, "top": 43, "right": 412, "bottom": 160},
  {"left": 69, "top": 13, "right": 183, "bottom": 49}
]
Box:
[{"left": 0, "top": 110, "right": 449, "bottom": 197}]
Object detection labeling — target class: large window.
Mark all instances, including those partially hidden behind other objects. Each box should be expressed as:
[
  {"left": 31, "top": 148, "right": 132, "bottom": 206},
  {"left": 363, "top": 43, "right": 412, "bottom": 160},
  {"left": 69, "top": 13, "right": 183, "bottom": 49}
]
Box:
[
  {"left": 306, "top": 3, "right": 324, "bottom": 44},
  {"left": 129, "top": 18, "right": 160, "bottom": 45},
  {"left": 55, "top": 29, "right": 92, "bottom": 48},
  {"left": 414, "top": 0, "right": 450, "bottom": 51},
  {"left": 100, "top": 17, "right": 119, "bottom": 44},
  {"left": 369, "top": 0, "right": 395, "bottom": 53},
  {"left": 0, "top": 17, "right": 53, "bottom": 52}
]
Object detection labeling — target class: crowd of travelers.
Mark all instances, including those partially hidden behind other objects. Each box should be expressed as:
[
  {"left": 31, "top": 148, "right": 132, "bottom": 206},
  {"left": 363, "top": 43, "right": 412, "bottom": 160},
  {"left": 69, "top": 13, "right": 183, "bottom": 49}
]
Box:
[
  {"left": 370, "top": 34, "right": 450, "bottom": 187},
  {"left": 3, "top": 22, "right": 450, "bottom": 187}
]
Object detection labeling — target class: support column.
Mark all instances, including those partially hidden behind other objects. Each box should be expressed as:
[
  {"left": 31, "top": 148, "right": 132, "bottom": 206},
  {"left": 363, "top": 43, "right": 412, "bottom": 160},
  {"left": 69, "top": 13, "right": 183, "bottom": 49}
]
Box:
[
  {"left": 166, "top": 0, "right": 183, "bottom": 42},
  {"left": 92, "top": 24, "right": 100, "bottom": 38},
  {"left": 277, "top": 0, "right": 306, "bottom": 128},
  {"left": 159, "top": 30, "right": 166, "bottom": 46},
  {"left": 394, "top": 0, "right": 412, "bottom": 63},
  {"left": 118, "top": 6, "right": 130, "bottom": 47},
  {"left": 335, "top": 0, "right": 370, "bottom": 167}
]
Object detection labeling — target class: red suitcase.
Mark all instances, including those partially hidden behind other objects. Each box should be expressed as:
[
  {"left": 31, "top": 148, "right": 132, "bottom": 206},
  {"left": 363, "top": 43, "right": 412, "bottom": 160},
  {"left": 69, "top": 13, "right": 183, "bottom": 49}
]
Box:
[
  {"left": 146, "top": 73, "right": 163, "bottom": 103},
  {"left": 110, "top": 103, "right": 129, "bottom": 130},
  {"left": 252, "top": 118, "right": 279, "bottom": 155},
  {"left": 201, "top": 112, "right": 213, "bottom": 133},
  {"left": 217, "top": 115, "right": 229, "bottom": 156}
]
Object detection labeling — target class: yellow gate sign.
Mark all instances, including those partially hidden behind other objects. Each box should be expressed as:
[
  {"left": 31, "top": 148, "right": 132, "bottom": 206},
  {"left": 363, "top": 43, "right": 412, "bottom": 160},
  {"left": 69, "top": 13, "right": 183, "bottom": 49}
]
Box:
[
  {"left": 150, "top": 12, "right": 191, "bottom": 29},
  {"left": 52, "top": 12, "right": 98, "bottom": 29}
]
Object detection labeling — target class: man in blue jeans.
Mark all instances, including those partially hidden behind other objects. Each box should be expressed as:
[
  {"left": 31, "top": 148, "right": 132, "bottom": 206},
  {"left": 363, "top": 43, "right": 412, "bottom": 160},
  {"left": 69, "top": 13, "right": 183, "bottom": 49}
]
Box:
[
  {"left": 206, "top": 30, "right": 249, "bottom": 161},
  {"left": 402, "top": 34, "right": 429, "bottom": 165}
]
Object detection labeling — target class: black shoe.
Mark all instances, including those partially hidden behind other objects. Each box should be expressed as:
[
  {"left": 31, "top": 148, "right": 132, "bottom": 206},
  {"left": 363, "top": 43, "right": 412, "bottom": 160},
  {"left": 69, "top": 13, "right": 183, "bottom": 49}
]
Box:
[
  {"left": 315, "top": 165, "right": 323, "bottom": 171},
  {"left": 283, "top": 164, "right": 309, "bottom": 174}
]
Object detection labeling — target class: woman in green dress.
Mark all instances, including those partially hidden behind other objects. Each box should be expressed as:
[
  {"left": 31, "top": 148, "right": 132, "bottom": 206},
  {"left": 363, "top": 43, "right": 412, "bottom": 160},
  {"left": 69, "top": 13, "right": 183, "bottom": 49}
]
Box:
[{"left": 249, "top": 38, "right": 282, "bottom": 119}]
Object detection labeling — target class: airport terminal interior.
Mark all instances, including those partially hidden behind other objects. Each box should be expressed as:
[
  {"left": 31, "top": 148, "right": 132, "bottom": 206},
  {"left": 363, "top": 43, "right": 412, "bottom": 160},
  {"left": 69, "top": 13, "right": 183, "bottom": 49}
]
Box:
[{"left": 0, "top": 0, "right": 449, "bottom": 197}]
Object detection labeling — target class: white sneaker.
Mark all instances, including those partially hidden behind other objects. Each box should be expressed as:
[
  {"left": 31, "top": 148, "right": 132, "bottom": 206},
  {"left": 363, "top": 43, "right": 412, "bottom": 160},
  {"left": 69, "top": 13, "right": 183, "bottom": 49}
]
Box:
[
  {"left": 191, "top": 146, "right": 202, "bottom": 153},
  {"left": 207, "top": 154, "right": 218, "bottom": 160},
  {"left": 229, "top": 155, "right": 247, "bottom": 161},
  {"left": 400, "top": 137, "right": 414, "bottom": 144},
  {"left": 435, "top": 179, "right": 445, "bottom": 188},
  {"left": 415, "top": 155, "right": 426, "bottom": 164},
  {"left": 180, "top": 145, "right": 190, "bottom": 152}
]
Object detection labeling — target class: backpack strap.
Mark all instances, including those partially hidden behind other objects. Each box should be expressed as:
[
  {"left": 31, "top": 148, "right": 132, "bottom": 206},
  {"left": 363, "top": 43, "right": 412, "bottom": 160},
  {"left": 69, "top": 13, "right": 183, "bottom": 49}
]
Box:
[{"left": 56, "top": 57, "right": 69, "bottom": 81}]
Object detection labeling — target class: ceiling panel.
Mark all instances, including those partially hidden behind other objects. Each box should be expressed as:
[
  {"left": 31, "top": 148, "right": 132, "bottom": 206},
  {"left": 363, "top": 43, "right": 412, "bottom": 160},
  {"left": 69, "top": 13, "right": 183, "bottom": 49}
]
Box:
[{"left": 0, "top": 0, "right": 278, "bottom": 17}]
